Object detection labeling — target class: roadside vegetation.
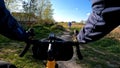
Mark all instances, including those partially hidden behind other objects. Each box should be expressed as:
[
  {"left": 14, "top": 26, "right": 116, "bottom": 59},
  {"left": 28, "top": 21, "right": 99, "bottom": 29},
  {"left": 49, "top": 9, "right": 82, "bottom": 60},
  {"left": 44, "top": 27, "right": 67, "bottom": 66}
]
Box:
[
  {"left": 2, "top": 0, "right": 120, "bottom": 67},
  {"left": 57, "top": 23, "right": 120, "bottom": 68},
  {"left": 0, "top": 23, "right": 65, "bottom": 68},
  {"left": 1, "top": 22, "right": 120, "bottom": 68},
  {"left": 76, "top": 27, "right": 120, "bottom": 68},
  {"left": 77, "top": 38, "right": 120, "bottom": 68}
]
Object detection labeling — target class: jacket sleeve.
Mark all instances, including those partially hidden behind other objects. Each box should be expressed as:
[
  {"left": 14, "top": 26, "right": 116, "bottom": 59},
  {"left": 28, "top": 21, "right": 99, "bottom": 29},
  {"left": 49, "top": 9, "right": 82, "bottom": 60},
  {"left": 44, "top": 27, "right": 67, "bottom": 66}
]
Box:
[
  {"left": 0, "top": 0, "right": 28, "bottom": 41},
  {"left": 77, "top": 0, "right": 120, "bottom": 43}
]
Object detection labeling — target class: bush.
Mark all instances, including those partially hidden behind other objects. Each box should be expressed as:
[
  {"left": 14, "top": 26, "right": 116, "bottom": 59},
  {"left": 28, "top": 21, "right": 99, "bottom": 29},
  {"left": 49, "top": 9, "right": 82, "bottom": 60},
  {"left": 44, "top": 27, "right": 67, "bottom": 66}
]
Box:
[
  {"left": 51, "top": 24, "right": 65, "bottom": 31},
  {"left": 32, "top": 25, "right": 50, "bottom": 39},
  {"left": 0, "top": 35, "right": 12, "bottom": 43},
  {"left": 31, "top": 24, "right": 64, "bottom": 38}
]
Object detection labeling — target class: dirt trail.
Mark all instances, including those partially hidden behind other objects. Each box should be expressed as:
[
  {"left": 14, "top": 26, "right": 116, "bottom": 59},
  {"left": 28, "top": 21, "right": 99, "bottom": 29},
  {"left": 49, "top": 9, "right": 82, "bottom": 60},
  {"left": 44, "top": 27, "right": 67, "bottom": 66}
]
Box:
[{"left": 56, "top": 29, "right": 82, "bottom": 68}]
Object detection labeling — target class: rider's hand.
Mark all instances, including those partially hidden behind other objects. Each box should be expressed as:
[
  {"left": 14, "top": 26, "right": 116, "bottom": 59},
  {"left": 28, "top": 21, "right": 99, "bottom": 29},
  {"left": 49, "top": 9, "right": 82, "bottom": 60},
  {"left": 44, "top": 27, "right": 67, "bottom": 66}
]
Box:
[{"left": 73, "top": 30, "right": 79, "bottom": 42}]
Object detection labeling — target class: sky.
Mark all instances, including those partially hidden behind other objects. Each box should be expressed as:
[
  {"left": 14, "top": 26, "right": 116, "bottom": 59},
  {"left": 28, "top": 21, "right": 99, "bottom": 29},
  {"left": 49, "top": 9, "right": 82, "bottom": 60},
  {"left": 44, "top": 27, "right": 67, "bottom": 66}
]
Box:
[{"left": 51, "top": 0, "right": 92, "bottom": 22}]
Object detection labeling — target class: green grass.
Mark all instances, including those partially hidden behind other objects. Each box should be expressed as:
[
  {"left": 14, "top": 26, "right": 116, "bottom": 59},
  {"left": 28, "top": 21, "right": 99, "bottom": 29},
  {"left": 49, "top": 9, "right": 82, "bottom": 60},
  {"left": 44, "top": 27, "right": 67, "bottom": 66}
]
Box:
[
  {"left": 61, "top": 23, "right": 120, "bottom": 68},
  {"left": 0, "top": 35, "right": 12, "bottom": 43},
  {"left": 77, "top": 38, "right": 120, "bottom": 68},
  {"left": 89, "top": 38, "right": 120, "bottom": 54},
  {"left": 0, "top": 24, "right": 65, "bottom": 68},
  {"left": 1, "top": 23, "right": 120, "bottom": 68},
  {"left": 32, "top": 24, "right": 64, "bottom": 39},
  {"left": 0, "top": 43, "right": 44, "bottom": 68}
]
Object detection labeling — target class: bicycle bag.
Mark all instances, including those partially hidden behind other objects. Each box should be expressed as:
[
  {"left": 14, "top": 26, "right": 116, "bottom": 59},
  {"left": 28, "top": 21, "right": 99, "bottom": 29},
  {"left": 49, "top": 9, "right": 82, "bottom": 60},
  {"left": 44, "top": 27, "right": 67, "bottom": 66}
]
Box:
[{"left": 32, "top": 42, "right": 73, "bottom": 61}]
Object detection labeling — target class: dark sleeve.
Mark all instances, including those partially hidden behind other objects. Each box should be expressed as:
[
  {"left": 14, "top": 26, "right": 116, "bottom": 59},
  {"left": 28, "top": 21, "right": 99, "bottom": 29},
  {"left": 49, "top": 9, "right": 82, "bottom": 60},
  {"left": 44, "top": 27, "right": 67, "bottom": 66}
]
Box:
[
  {"left": 0, "top": 0, "right": 28, "bottom": 41},
  {"left": 77, "top": 0, "right": 120, "bottom": 43},
  {"left": 0, "top": 0, "right": 6, "bottom": 9}
]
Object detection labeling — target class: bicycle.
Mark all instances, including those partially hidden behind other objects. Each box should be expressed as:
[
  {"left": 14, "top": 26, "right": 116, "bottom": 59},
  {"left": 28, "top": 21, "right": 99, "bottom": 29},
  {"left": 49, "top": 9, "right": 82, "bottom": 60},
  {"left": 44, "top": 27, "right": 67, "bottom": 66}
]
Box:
[{"left": 19, "top": 29, "right": 83, "bottom": 68}]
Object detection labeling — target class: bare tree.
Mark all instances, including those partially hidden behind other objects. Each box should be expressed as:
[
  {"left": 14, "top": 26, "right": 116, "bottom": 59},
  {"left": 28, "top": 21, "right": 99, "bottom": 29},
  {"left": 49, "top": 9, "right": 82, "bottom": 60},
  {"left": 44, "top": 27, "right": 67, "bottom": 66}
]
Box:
[
  {"left": 4, "top": 0, "right": 22, "bottom": 12},
  {"left": 22, "top": 0, "right": 54, "bottom": 24},
  {"left": 22, "top": 0, "right": 38, "bottom": 25},
  {"left": 4, "top": 0, "right": 14, "bottom": 9},
  {"left": 43, "top": 0, "right": 54, "bottom": 24},
  {"left": 36, "top": 0, "right": 54, "bottom": 24}
]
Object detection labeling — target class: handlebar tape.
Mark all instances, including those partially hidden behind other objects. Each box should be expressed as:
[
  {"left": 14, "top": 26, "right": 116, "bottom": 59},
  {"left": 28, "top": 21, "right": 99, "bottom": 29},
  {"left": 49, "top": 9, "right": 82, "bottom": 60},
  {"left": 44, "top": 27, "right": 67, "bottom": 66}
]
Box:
[
  {"left": 76, "top": 45, "right": 83, "bottom": 60},
  {"left": 19, "top": 43, "right": 31, "bottom": 57}
]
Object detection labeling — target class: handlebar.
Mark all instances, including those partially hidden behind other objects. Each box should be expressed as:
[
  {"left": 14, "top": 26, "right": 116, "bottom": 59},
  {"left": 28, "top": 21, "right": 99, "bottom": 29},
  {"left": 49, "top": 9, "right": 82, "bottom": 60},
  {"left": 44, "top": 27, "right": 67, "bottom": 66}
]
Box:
[{"left": 19, "top": 29, "right": 83, "bottom": 60}]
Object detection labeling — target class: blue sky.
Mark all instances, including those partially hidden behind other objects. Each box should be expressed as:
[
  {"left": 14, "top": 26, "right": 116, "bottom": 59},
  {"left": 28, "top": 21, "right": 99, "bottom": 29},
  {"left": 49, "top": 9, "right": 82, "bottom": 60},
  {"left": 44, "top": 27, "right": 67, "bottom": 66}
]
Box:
[{"left": 51, "top": 0, "right": 92, "bottom": 22}]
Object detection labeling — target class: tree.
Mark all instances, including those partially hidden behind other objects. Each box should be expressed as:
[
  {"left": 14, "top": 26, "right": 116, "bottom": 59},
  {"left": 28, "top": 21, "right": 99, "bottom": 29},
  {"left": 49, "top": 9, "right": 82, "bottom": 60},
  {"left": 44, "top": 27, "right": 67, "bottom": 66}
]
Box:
[
  {"left": 22, "top": 0, "right": 54, "bottom": 25},
  {"left": 42, "top": 0, "right": 54, "bottom": 24},
  {"left": 22, "top": 0, "right": 38, "bottom": 26},
  {"left": 36, "top": 0, "right": 47, "bottom": 23},
  {"left": 4, "top": 0, "right": 14, "bottom": 9},
  {"left": 22, "top": 0, "right": 38, "bottom": 13},
  {"left": 5, "top": 0, "right": 22, "bottom": 12},
  {"left": 37, "top": 0, "right": 54, "bottom": 24}
]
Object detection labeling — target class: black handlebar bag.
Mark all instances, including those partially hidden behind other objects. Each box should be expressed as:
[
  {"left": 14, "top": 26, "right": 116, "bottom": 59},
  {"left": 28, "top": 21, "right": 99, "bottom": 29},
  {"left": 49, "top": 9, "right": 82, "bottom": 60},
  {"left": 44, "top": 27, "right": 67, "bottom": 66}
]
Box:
[{"left": 32, "top": 42, "right": 73, "bottom": 61}]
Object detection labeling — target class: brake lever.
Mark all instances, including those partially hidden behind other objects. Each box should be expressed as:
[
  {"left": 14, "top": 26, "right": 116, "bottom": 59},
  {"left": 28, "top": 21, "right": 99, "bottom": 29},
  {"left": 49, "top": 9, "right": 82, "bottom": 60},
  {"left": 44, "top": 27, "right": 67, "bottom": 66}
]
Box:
[
  {"left": 19, "top": 28, "right": 35, "bottom": 57},
  {"left": 73, "top": 29, "right": 83, "bottom": 60},
  {"left": 19, "top": 43, "right": 31, "bottom": 57},
  {"left": 75, "top": 45, "right": 83, "bottom": 60}
]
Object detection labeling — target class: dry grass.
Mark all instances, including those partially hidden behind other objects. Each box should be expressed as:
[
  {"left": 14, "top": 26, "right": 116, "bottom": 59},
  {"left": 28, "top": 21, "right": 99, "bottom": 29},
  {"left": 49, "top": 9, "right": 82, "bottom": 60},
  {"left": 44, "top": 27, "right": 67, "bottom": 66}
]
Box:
[
  {"left": 58, "top": 23, "right": 84, "bottom": 29},
  {"left": 107, "top": 26, "right": 120, "bottom": 40},
  {"left": 58, "top": 23, "right": 120, "bottom": 41}
]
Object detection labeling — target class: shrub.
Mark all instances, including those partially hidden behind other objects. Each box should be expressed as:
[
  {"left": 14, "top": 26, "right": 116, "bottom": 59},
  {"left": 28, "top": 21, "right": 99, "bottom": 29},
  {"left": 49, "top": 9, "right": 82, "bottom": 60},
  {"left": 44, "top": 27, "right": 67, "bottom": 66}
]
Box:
[{"left": 51, "top": 24, "right": 65, "bottom": 31}]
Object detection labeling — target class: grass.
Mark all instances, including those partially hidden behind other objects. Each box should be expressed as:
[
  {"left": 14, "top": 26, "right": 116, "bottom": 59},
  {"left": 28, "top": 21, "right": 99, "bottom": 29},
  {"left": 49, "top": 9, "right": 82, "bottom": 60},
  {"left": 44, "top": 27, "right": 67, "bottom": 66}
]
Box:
[
  {"left": 57, "top": 23, "right": 120, "bottom": 68},
  {"left": 0, "top": 35, "right": 12, "bottom": 43},
  {"left": 0, "top": 43, "right": 44, "bottom": 68},
  {"left": 0, "top": 24, "right": 64, "bottom": 68},
  {"left": 65, "top": 24, "right": 120, "bottom": 68},
  {"left": 77, "top": 37, "right": 120, "bottom": 68},
  {"left": 33, "top": 24, "right": 64, "bottom": 39},
  {"left": 58, "top": 23, "right": 83, "bottom": 29},
  {"left": 0, "top": 23, "right": 120, "bottom": 68}
]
